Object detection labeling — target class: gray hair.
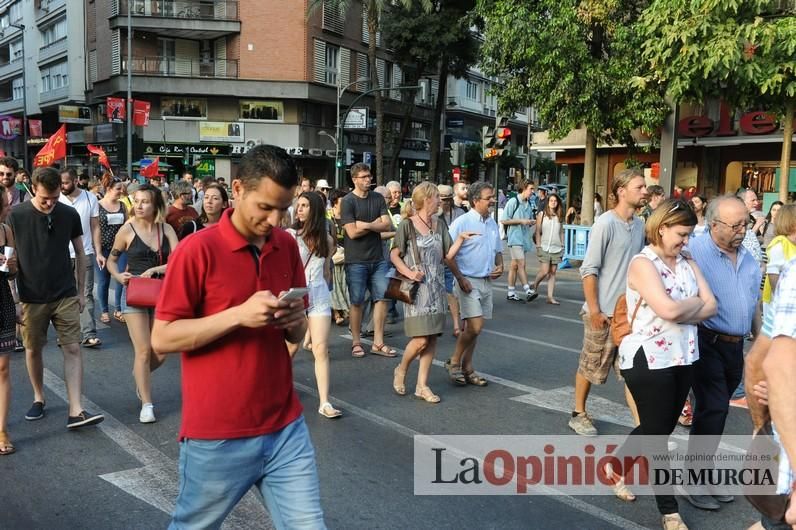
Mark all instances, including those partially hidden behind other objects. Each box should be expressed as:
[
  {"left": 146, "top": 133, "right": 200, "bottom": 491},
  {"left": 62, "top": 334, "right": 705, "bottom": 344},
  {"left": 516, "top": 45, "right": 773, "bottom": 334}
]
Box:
[
  {"left": 437, "top": 184, "right": 453, "bottom": 197},
  {"left": 468, "top": 181, "right": 493, "bottom": 204},
  {"left": 171, "top": 179, "right": 193, "bottom": 200},
  {"left": 373, "top": 185, "right": 389, "bottom": 200},
  {"left": 705, "top": 193, "right": 744, "bottom": 225},
  {"left": 385, "top": 180, "right": 401, "bottom": 191}
]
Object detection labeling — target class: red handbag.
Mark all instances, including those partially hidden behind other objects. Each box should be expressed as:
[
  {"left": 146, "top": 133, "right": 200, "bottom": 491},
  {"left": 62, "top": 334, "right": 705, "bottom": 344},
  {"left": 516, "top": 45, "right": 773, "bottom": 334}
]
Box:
[{"left": 125, "top": 225, "right": 164, "bottom": 308}]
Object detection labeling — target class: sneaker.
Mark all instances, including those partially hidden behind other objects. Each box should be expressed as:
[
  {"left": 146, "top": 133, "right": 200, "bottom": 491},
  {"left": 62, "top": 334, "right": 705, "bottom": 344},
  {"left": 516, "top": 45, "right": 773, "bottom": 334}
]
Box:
[
  {"left": 568, "top": 411, "right": 598, "bottom": 436},
  {"left": 139, "top": 403, "right": 156, "bottom": 424},
  {"left": 525, "top": 288, "right": 539, "bottom": 302},
  {"left": 13, "top": 339, "right": 23, "bottom": 352},
  {"left": 506, "top": 292, "right": 522, "bottom": 302},
  {"left": 67, "top": 410, "right": 104, "bottom": 429},
  {"left": 25, "top": 401, "right": 45, "bottom": 421}
]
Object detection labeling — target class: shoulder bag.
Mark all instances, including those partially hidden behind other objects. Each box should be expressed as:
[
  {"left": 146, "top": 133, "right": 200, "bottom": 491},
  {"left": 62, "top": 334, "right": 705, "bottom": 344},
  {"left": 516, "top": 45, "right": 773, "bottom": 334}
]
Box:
[
  {"left": 126, "top": 224, "right": 164, "bottom": 308},
  {"left": 610, "top": 294, "right": 643, "bottom": 346},
  {"left": 384, "top": 221, "right": 422, "bottom": 304}
]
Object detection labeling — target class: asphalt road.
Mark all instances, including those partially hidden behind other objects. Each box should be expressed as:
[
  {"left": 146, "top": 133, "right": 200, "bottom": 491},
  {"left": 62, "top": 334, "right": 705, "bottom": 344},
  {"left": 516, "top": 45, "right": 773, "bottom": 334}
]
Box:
[{"left": 1, "top": 258, "right": 763, "bottom": 530}]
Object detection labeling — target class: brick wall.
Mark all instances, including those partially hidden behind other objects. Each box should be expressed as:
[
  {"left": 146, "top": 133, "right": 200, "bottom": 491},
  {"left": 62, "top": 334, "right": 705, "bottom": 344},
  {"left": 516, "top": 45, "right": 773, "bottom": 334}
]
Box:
[{"left": 238, "top": 0, "right": 308, "bottom": 81}]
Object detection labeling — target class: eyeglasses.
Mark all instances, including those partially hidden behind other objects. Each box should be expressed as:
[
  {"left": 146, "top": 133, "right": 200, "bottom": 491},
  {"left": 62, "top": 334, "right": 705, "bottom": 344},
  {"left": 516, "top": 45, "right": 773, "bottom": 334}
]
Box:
[{"left": 713, "top": 219, "right": 746, "bottom": 232}]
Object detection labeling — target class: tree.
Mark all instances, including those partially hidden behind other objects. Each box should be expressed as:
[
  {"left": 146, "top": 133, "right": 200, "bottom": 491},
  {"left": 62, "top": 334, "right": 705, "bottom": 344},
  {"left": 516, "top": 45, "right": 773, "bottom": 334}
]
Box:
[
  {"left": 474, "top": 0, "right": 669, "bottom": 224},
  {"left": 311, "top": 0, "right": 432, "bottom": 185},
  {"left": 381, "top": 0, "right": 480, "bottom": 181},
  {"left": 638, "top": 0, "right": 796, "bottom": 201}
]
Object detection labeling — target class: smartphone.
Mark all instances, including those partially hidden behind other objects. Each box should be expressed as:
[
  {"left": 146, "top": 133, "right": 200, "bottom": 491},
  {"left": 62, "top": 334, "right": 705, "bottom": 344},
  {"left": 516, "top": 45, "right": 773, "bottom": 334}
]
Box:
[{"left": 279, "top": 288, "right": 309, "bottom": 301}]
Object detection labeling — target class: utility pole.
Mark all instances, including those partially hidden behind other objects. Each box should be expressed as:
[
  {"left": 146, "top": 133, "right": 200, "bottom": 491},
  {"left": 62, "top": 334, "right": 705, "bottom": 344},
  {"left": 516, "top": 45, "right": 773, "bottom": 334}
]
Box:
[
  {"left": 126, "top": 0, "right": 133, "bottom": 178},
  {"left": 8, "top": 24, "right": 27, "bottom": 170}
]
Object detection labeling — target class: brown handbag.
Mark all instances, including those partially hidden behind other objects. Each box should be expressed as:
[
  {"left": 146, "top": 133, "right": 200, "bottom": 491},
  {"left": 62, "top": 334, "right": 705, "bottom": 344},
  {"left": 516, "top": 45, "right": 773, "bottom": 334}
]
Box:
[
  {"left": 384, "top": 220, "right": 422, "bottom": 304},
  {"left": 744, "top": 421, "right": 790, "bottom": 522},
  {"left": 610, "top": 294, "right": 643, "bottom": 346},
  {"left": 126, "top": 224, "right": 164, "bottom": 308}
]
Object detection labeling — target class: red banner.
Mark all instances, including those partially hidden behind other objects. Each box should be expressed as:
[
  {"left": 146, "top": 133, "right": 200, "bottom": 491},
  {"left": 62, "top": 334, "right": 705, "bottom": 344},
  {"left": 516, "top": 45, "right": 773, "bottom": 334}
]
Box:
[
  {"left": 33, "top": 124, "right": 67, "bottom": 167},
  {"left": 29, "top": 119, "right": 42, "bottom": 137},
  {"left": 87, "top": 144, "right": 111, "bottom": 170},
  {"left": 107, "top": 97, "right": 126, "bottom": 122},
  {"left": 139, "top": 157, "right": 160, "bottom": 178},
  {"left": 133, "top": 100, "right": 151, "bottom": 127}
]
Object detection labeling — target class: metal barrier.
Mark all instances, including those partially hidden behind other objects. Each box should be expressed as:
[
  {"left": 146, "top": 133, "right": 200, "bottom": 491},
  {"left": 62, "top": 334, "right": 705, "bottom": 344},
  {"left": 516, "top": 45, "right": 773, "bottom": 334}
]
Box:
[{"left": 563, "top": 224, "right": 591, "bottom": 261}]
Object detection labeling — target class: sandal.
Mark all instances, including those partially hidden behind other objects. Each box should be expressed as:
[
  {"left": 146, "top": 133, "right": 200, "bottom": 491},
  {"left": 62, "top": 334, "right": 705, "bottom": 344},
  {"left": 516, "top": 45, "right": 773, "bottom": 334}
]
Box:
[
  {"left": 334, "top": 316, "right": 346, "bottom": 326},
  {"left": 100, "top": 312, "right": 111, "bottom": 324},
  {"left": 393, "top": 366, "right": 407, "bottom": 396},
  {"left": 0, "top": 431, "right": 15, "bottom": 455},
  {"left": 678, "top": 399, "right": 693, "bottom": 427},
  {"left": 445, "top": 359, "right": 467, "bottom": 386},
  {"left": 113, "top": 311, "right": 126, "bottom": 323},
  {"left": 318, "top": 402, "right": 342, "bottom": 419},
  {"left": 546, "top": 298, "right": 561, "bottom": 305},
  {"left": 81, "top": 337, "right": 102, "bottom": 348},
  {"left": 351, "top": 343, "right": 366, "bottom": 358},
  {"left": 463, "top": 370, "right": 488, "bottom": 387},
  {"left": 414, "top": 386, "right": 441, "bottom": 403},
  {"left": 604, "top": 463, "right": 636, "bottom": 502},
  {"left": 370, "top": 343, "right": 397, "bottom": 357}
]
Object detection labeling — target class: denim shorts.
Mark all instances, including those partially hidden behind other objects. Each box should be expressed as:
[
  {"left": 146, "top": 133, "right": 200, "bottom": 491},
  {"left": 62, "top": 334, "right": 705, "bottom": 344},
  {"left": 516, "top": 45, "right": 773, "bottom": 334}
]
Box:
[
  {"left": 345, "top": 260, "right": 390, "bottom": 305},
  {"left": 444, "top": 267, "right": 454, "bottom": 294},
  {"left": 121, "top": 286, "right": 155, "bottom": 317}
]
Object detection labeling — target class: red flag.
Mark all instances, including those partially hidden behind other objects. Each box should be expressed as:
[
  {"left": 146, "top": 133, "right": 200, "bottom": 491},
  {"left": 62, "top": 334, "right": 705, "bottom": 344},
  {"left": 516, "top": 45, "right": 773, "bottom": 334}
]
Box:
[
  {"left": 139, "top": 157, "right": 160, "bottom": 179},
  {"left": 133, "top": 100, "right": 151, "bottom": 127},
  {"left": 107, "top": 97, "right": 126, "bottom": 122},
  {"left": 33, "top": 124, "right": 67, "bottom": 167},
  {"left": 87, "top": 144, "right": 111, "bottom": 170}
]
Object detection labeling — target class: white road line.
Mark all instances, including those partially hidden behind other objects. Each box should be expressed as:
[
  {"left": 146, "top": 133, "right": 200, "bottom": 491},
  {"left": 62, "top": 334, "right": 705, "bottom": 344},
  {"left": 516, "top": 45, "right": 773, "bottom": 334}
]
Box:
[
  {"left": 541, "top": 314, "right": 583, "bottom": 325},
  {"left": 294, "top": 382, "right": 647, "bottom": 530},
  {"left": 42, "top": 369, "right": 273, "bottom": 530},
  {"left": 479, "top": 329, "right": 581, "bottom": 354}
]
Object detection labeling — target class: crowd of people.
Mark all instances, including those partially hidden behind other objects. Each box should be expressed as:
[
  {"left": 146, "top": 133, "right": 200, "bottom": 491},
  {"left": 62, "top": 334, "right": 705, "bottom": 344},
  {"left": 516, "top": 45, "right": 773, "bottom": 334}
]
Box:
[{"left": 0, "top": 145, "right": 795, "bottom": 530}]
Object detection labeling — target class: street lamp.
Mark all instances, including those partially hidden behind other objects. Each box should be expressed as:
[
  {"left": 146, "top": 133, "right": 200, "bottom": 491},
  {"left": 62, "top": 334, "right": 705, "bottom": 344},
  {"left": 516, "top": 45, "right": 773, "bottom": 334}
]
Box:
[
  {"left": 317, "top": 130, "right": 337, "bottom": 147},
  {"left": 7, "top": 24, "right": 27, "bottom": 170},
  {"left": 335, "top": 77, "right": 369, "bottom": 188}
]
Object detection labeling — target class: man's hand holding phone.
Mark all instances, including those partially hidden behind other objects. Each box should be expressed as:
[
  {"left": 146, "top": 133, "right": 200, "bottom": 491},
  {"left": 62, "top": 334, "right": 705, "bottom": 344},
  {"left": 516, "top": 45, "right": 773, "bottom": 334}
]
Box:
[{"left": 238, "top": 289, "right": 307, "bottom": 330}]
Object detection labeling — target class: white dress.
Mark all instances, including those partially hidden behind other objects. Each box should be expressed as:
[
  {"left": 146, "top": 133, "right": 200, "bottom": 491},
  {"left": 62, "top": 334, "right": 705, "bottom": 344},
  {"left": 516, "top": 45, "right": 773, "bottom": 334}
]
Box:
[{"left": 288, "top": 229, "right": 331, "bottom": 317}]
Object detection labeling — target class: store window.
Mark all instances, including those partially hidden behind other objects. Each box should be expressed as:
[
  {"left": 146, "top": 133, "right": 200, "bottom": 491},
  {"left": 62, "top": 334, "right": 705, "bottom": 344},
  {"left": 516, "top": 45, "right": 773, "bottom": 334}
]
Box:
[
  {"left": 240, "top": 101, "right": 283, "bottom": 121},
  {"left": 161, "top": 97, "right": 207, "bottom": 118}
]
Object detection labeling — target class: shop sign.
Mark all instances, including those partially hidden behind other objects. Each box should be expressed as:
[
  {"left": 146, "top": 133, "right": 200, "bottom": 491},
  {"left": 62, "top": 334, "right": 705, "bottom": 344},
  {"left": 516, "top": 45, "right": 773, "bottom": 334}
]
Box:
[
  {"left": 344, "top": 108, "right": 368, "bottom": 130},
  {"left": 678, "top": 104, "right": 794, "bottom": 138},
  {"left": 144, "top": 143, "right": 232, "bottom": 156},
  {"left": 230, "top": 144, "right": 313, "bottom": 156},
  {"left": 0, "top": 116, "right": 21, "bottom": 140},
  {"left": 196, "top": 158, "right": 215, "bottom": 178},
  {"left": 59, "top": 105, "right": 92, "bottom": 124},
  {"left": 199, "top": 121, "right": 244, "bottom": 142}
]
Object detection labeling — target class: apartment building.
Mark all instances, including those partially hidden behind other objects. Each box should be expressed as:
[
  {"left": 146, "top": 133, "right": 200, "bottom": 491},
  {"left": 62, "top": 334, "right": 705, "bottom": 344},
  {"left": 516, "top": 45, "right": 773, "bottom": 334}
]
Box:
[
  {"left": 0, "top": 0, "right": 88, "bottom": 167},
  {"left": 83, "top": 0, "right": 442, "bottom": 185}
]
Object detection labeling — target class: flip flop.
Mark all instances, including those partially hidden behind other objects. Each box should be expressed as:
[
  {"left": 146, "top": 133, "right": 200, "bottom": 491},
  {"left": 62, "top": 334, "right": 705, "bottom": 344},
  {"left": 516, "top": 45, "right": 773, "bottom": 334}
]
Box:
[
  {"left": 370, "top": 343, "right": 397, "bottom": 357},
  {"left": 100, "top": 313, "right": 111, "bottom": 324},
  {"left": 0, "top": 431, "right": 15, "bottom": 455},
  {"left": 351, "top": 343, "right": 366, "bottom": 358},
  {"left": 113, "top": 311, "right": 126, "bottom": 323}
]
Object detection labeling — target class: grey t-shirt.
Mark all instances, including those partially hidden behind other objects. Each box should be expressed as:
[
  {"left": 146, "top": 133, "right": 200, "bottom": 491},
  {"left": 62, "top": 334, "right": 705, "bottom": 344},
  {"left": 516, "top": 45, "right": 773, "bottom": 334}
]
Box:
[
  {"left": 341, "top": 191, "right": 388, "bottom": 264},
  {"left": 579, "top": 210, "right": 645, "bottom": 317}
]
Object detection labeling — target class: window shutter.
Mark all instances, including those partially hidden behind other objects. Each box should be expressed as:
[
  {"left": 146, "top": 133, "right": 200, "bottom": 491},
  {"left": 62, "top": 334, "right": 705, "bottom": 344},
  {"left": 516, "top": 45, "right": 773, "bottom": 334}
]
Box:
[
  {"left": 214, "top": 38, "right": 227, "bottom": 77},
  {"left": 111, "top": 29, "right": 120, "bottom": 75},
  {"left": 391, "top": 64, "right": 401, "bottom": 100},
  {"left": 339, "top": 47, "right": 350, "bottom": 87},
  {"left": 375, "top": 58, "right": 385, "bottom": 90},
  {"left": 357, "top": 52, "right": 368, "bottom": 91},
  {"left": 175, "top": 39, "right": 199, "bottom": 76},
  {"left": 89, "top": 50, "right": 97, "bottom": 84},
  {"left": 313, "top": 39, "right": 326, "bottom": 84}
]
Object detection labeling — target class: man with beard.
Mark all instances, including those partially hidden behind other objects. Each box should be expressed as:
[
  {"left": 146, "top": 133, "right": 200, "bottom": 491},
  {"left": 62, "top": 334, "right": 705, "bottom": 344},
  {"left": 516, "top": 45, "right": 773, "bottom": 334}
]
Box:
[
  {"left": 568, "top": 169, "right": 647, "bottom": 436},
  {"left": 683, "top": 195, "right": 762, "bottom": 510},
  {"left": 0, "top": 157, "right": 28, "bottom": 216}
]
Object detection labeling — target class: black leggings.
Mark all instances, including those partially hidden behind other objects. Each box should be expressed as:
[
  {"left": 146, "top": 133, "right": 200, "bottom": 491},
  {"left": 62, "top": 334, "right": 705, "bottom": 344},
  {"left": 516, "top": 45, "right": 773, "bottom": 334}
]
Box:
[{"left": 618, "top": 347, "right": 693, "bottom": 515}]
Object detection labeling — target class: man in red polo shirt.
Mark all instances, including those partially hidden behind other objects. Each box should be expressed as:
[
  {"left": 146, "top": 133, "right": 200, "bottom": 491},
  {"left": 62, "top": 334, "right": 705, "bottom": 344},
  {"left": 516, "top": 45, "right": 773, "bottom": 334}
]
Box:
[{"left": 152, "top": 145, "right": 324, "bottom": 529}]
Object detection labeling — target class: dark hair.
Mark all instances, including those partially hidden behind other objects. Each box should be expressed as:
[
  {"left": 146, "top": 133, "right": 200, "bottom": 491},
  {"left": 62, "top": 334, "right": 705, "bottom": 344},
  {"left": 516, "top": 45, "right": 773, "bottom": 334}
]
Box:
[
  {"left": 350, "top": 162, "right": 370, "bottom": 179},
  {"left": 292, "top": 191, "right": 331, "bottom": 258},
  {"left": 32, "top": 166, "right": 61, "bottom": 192},
  {"left": 0, "top": 156, "right": 19, "bottom": 172},
  {"left": 329, "top": 188, "right": 347, "bottom": 206},
  {"left": 544, "top": 193, "right": 564, "bottom": 222},
  {"left": 199, "top": 183, "right": 229, "bottom": 224},
  {"left": 60, "top": 167, "right": 78, "bottom": 180},
  {"left": 237, "top": 144, "right": 299, "bottom": 190},
  {"left": 647, "top": 185, "right": 665, "bottom": 197},
  {"left": 766, "top": 201, "right": 784, "bottom": 223},
  {"left": 135, "top": 183, "right": 167, "bottom": 223}
]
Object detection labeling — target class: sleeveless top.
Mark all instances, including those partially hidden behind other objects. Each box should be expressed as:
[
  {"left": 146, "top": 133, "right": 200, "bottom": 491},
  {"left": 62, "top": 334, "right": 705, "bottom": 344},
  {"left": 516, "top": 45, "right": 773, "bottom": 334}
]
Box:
[
  {"left": 539, "top": 214, "right": 563, "bottom": 253},
  {"left": 287, "top": 229, "right": 325, "bottom": 285},
  {"left": 618, "top": 246, "right": 699, "bottom": 371},
  {"left": 98, "top": 202, "right": 127, "bottom": 253},
  {"left": 126, "top": 224, "right": 172, "bottom": 276}
]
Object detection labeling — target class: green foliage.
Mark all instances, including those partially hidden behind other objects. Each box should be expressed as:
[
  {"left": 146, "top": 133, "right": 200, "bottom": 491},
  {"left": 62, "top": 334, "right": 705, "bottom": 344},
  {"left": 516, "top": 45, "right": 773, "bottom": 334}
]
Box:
[
  {"left": 474, "top": 0, "right": 669, "bottom": 144},
  {"left": 639, "top": 0, "right": 796, "bottom": 112}
]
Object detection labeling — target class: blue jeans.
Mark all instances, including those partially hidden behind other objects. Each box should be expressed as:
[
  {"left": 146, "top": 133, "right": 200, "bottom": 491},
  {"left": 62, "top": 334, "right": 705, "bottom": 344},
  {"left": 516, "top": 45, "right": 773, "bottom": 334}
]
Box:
[
  {"left": 96, "top": 251, "right": 126, "bottom": 314},
  {"left": 345, "top": 260, "right": 389, "bottom": 305},
  {"left": 170, "top": 416, "right": 325, "bottom": 530}
]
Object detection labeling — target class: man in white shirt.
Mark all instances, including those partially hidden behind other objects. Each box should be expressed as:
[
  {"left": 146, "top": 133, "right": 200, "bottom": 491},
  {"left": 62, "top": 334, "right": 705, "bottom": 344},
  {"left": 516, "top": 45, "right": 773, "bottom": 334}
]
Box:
[{"left": 59, "top": 168, "right": 103, "bottom": 348}]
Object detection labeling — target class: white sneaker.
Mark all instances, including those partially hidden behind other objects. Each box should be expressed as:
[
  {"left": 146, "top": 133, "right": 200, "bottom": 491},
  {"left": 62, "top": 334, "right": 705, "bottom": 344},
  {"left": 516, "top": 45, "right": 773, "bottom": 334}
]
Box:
[
  {"left": 525, "top": 288, "right": 539, "bottom": 302},
  {"left": 139, "top": 403, "right": 156, "bottom": 424}
]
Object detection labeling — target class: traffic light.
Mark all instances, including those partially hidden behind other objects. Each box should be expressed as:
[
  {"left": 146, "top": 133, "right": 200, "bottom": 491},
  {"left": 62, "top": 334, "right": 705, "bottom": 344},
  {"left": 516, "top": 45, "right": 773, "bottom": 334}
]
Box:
[
  {"left": 449, "top": 142, "right": 463, "bottom": 166},
  {"left": 345, "top": 148, "right": 354, "bottom": 166},
  {"left": 495, "top": 116, "right": 512, "bottom": 156},
  {"left": 482, "top": 126, "right": 498, "bottom": 160}
]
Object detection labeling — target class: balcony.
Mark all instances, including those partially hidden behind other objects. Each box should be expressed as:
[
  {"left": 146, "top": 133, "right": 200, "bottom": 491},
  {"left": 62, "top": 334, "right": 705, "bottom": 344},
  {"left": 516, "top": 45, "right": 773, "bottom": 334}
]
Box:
[
  {"left": 0, "top": 98, "right": 23, "bottom": 114},
  {"left": 123, "top": 56, "right": 239, "bottom": 78},
  {"left": 0, "top": 59, "right": 23, "bottom": 82},
  {"left": 111, "top": 0, "right": 240, "bottom": 39},
  {"left": 38, "top": 37, "right": 68, "bottom": 65}
]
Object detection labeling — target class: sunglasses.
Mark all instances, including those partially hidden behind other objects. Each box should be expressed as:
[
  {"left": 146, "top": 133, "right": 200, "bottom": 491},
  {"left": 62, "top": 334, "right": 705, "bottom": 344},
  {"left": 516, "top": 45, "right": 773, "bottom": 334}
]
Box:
[{"left": 1, "top": 172, "right": 13, "bottom": 177}]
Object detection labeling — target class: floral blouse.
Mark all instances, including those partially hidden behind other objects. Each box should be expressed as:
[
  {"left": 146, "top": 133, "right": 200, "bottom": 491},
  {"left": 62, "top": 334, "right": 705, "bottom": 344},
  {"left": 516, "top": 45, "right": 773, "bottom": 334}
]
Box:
[{"left": 618, "top": 246, "right": 699, "bottom": 371}]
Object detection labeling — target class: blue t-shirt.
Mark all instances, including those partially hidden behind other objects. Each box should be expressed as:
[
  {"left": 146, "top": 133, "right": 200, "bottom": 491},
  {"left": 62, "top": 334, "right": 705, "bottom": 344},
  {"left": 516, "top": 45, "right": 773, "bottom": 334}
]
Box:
[{"left": 501, "top": 196, "right": 534, "bottom": 251}]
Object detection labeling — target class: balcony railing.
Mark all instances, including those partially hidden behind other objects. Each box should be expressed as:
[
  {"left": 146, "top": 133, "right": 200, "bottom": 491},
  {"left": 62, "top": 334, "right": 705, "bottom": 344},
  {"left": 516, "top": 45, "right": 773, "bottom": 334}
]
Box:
[
  {"left": 118, "top": 0, "right": 239, "bottom": 21},
  {"left": 123, "top": 56, "right": 239, "bottom": 78}
]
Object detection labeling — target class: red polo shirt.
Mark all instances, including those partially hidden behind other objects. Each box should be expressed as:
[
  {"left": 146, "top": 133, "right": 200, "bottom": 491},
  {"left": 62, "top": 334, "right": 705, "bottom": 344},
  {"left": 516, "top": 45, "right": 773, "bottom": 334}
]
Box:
[{"left": 156, "top": 209, "right": 306, "bottom": 440}]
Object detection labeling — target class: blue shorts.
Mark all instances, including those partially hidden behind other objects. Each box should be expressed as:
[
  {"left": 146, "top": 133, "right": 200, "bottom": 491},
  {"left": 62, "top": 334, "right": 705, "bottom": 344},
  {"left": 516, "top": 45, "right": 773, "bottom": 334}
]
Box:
[
  {"left": 444, "top": 267, "right": 454, "bottom": 294},
  {"left": 345, "top": 260, "right": 390, "bottom": 305}
]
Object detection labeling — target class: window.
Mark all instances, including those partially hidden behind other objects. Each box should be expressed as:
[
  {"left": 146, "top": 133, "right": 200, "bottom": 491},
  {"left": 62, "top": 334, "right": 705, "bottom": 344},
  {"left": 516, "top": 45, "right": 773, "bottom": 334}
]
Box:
[
  {"left": 9, "top": 2, "right": 22, "bottom": 23},
  {"left": 157, "top": 38, "right": 176, "bottom": 75},
  {"left": 465, "top": 79, "right": 478, "bottom": 101},
  {"left": 40, "top": 61, "right": 69, "bottom": 93},
  {"left": 240, "top": 101, "right": 283, "bottom": 121},
  {"left": 9, "top": 39, "right": 22, "bottom": 61},
  {"left": 324, "top": 44, "right": 338, "bottom": 86},
  {"left": 322, "top": 0, "right": 344, "bottom": 34},
  {"left": 12, "top": 77, "right": 23, "bottom": 100},
  {"left": 41, "top": 18, "right": 67, "bottom": 47},
  {"left": 161, "top": 97, "right": 207, "bottom": 118}
]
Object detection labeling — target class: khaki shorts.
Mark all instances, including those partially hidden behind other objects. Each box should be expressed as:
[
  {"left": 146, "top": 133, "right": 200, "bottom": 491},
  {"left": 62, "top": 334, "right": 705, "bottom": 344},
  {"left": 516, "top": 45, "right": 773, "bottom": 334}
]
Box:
[
  {"left": 508, "top": 246, "right": 526, "bottom": 261},
  {"left": 577, "top": 310, "right": 622, "bottom": 384},
  {"left": 537, "top": 248, "right": 564, "bottom": 265},
  {"left": 455, "top": 277, "right": 493, "bottom": 320},
  {"left": 22, "top": 297, "right": 81, "bottom": 352}
]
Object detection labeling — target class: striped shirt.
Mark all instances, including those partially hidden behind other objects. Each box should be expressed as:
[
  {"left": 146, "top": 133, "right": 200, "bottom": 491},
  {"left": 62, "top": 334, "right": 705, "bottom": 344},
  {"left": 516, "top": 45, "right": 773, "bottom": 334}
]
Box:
[{"left": 689, "top": 234, "right": 761, "bottom": 336}]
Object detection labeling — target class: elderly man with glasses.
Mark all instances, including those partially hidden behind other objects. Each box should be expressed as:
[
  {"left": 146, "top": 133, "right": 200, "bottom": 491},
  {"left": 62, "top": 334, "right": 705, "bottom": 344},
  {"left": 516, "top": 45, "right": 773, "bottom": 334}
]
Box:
[{"left": 683, "top": 194, "right": 762, "bottom": 511}]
